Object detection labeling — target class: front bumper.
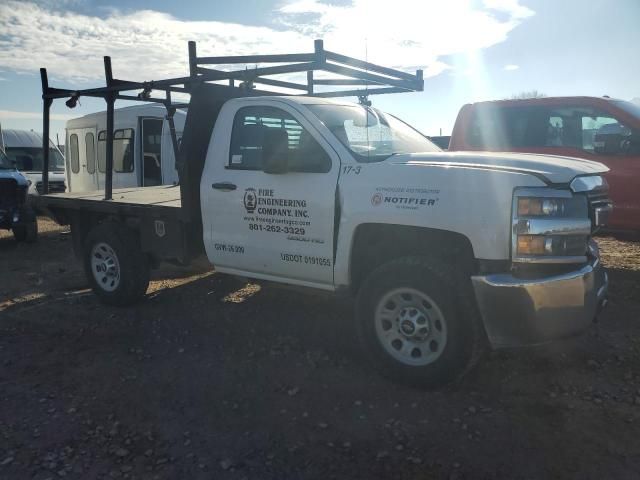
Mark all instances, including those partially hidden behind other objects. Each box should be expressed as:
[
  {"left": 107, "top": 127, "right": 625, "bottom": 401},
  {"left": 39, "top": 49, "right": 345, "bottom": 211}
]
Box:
[{"left": 471, "top": 254, "right": 608, "bottom": 348}]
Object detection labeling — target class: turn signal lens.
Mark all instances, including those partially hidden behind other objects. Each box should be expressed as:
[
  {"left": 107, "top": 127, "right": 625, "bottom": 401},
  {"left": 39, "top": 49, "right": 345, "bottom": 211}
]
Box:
[
  {"left": 517, "top": 235, "right": 546, "bottom": 255},
  {"left": 517, "top": 235, "right": 587, "bottom": 256},
  {"left": 517, "top": 198, "right": 543, "bottom": 216}
]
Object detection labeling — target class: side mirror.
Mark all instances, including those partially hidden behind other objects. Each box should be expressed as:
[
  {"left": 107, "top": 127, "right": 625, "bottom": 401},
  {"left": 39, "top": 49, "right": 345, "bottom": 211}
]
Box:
[{"left": 262, "top": 129, "right": 289, "bottom": 174}]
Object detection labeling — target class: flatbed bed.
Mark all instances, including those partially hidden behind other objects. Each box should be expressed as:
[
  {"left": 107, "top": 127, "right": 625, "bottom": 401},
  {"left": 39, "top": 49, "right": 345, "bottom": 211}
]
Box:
[{"left": 36, "top": 184, "right": 183, "bottom": 218}]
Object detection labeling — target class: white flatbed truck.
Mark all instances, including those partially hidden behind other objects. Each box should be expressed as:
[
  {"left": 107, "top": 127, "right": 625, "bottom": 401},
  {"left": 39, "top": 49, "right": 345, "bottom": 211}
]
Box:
[{"left": 35, "top": 41, "right": 610, "bottom": 387}]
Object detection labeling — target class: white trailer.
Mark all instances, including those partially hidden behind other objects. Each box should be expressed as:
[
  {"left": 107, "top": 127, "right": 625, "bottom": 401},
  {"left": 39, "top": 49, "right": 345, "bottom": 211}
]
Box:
[{"left": 65, "top": 105, "right": 186, "bottom": 192}]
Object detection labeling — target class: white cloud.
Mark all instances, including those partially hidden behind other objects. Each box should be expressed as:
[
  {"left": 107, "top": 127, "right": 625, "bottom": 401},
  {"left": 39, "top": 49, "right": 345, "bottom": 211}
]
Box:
[
  {"left": 279, "top": 0, "right": 534, "bottom": 76},
  {"left": 504, "top": 64, "right": 519, "bottom": 71},
  {"left": 0, "top": 110, "right": 74, "bottom": 121},
  {"left": 483, "top": 0, "right": 534, "bottom": 20},
  {"left": 0, "top": 0, "right": 534, "bottom": 84}
]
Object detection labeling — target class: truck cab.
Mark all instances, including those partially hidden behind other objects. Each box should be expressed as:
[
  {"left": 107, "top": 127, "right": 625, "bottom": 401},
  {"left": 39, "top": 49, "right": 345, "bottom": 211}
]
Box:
[
  {"left": 1, "top": 129, "right": 66, "bottom": 196},
  {"left": 0, "top": 148, "right": 37, "bottom": 242},
  {"left": 449, "top": 96, "right": 640, "bottom": 232},
  {"left": 199, "top": 94, "right": 609, "bottom": 333}
]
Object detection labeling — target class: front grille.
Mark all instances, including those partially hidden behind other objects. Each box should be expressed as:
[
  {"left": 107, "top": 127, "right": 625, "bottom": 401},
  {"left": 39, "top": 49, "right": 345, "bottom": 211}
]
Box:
[
  {"left": 0, "top": 178, "right": 25, "bottom": 208},
  {"left": 36, "top": 181, "right": 66, "bottom": 194}
]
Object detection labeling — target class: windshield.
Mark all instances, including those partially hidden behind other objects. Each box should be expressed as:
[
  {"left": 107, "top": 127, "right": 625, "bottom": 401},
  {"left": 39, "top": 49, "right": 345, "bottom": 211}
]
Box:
[
  {"left": 612, "top": 100, "right": 640, "bottom": 120},
  {"left": 5, "top": 147, "right": 65, "bottom": 172},
  {"left": 308, "top": 104, "right": 440, "bottom": 162},
  {"left": 0, "top": 149, "right": 13, "bottom": 169}
]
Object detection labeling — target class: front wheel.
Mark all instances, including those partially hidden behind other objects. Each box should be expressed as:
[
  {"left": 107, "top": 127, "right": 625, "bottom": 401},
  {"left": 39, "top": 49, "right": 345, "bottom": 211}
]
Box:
[
  {"left": 12, "top": 218, "right": 38, "bottom": 243},
  {"left": 356, "top": 256, "right": 484, "bottom": 388},
  {"left": 83, "top": 222, "right": 150, "bottom": 306}
]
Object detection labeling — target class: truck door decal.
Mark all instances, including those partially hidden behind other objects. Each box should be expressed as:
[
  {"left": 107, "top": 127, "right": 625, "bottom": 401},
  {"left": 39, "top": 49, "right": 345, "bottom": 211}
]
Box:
[
  {"left": 242, "top": 187, "right": 318, "bottom": 243},
  {"left": 371, "top": 186, "right": 441, "bottom": 210}
]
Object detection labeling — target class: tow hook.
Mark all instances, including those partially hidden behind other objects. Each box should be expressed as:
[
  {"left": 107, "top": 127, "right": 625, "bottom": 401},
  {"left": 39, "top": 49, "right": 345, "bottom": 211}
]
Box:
[
  {"left": 593, "top": 297, "right": 608, "bottom": 323},
  {"left": 598, "top": 297, "right": 608, "bottom": 314}
]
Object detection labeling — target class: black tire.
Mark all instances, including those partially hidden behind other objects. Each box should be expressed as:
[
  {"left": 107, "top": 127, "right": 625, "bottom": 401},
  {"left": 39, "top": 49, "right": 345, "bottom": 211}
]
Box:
[
  {"left": 83, "top": 222, "right": 150, "bottom": 306},
  {"left": 355, "top": 256, "right": 485, "bottom": 388},
  {"left": 12, "top": 219, "right": 38, "bottom": 243}
]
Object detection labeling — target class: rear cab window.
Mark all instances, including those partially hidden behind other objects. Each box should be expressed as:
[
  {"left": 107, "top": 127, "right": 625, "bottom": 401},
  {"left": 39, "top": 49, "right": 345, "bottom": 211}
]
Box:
[{"left": 467, "top": 104, "right": 637, "bottom": 155}]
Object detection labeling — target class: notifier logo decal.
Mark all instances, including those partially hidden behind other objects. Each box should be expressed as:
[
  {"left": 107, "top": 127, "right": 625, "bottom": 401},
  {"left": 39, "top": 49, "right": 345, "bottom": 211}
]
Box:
[{"left": 372, "top": 186, "right": 440, "bottom": 210}]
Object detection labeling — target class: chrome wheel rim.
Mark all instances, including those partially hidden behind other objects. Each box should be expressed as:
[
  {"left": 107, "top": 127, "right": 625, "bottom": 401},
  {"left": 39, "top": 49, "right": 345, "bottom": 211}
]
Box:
[
  {"left": 90, "top": 242, "right": 121, "bottom": 292},
  {"left": 374, "top": 288, "right": 448, "bottom": 366}
]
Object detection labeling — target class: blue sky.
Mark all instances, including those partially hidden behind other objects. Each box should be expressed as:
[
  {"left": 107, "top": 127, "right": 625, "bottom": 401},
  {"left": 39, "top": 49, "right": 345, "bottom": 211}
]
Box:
[{"left": 1, "top": 0, "right": 639, "bottom": 144}]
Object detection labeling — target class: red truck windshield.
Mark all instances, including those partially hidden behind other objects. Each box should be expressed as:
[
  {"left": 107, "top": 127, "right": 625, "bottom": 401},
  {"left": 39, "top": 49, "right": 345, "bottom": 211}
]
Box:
[{"left": 308, "top": 104, "right": 439, "bottom": 162}]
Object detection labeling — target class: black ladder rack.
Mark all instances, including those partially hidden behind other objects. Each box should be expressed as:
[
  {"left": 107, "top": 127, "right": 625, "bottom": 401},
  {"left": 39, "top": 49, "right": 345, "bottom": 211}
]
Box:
[{"left": 40, "top": 39, "right": 424, "bottom": 200}]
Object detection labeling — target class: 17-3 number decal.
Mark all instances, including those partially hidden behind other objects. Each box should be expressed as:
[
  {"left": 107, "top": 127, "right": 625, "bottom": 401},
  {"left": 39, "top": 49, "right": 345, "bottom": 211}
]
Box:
[{"left": 342, "top": 166, "right": 362, "bottom": 175}]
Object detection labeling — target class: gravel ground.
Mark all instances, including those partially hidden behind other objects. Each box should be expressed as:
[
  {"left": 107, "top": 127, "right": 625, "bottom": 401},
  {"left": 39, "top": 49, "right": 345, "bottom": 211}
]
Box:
[{"left": 1, "top": 218, "right": 639, "bottom": 479}]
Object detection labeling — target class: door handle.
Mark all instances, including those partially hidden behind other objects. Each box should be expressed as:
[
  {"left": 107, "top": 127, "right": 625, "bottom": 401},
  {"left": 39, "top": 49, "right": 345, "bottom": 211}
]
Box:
[{"left": 212, "top": 182, "right": 237, "bottom": 191}]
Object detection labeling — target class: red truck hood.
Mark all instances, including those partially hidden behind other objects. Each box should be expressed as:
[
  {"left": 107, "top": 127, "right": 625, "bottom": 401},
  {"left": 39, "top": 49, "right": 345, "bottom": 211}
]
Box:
[{"left": 394, "top": 151, "right": 608, "bottom": 184}]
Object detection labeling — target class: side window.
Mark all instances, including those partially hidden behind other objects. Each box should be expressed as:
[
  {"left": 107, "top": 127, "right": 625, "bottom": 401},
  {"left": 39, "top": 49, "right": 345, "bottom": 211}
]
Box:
[
  {"left": 229, "top": 106, "right": 331, "bottom": 173},
  {"left": 537, "top": 106, "right": 630, "bottom": 154},
  {"left": 96, "top": 129, "right": 135, "bottom": 172},
  {"left": 581, "top": 114, "right": 628, "bottom": 154},
  {"left": 69, "top": 134, "right": 80, "bottom": 174},
  {"left": 468, "top": 104, "right": 636, "bottom": 155},
  {"left": 85, "top": 132, "right": 95, "bottom": 174},
  {"left": 97, "top": 131, "right": 106, "bottom": 172},
  {"left": 113, "top": 129, "right": 134, "bottom": 173}
]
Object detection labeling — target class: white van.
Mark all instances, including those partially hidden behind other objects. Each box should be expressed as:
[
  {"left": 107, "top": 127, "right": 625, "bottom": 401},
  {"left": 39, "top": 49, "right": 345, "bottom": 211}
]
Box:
[
  {"left": 65, "top": 105, "right": 186, "bottom": 193},
  {"left": 0, "top": 129, "right": 67, "bottom": 196}
]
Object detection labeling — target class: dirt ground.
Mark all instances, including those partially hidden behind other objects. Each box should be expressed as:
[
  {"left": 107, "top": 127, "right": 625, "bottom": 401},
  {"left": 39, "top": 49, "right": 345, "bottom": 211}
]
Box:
[{"left": 1, "top": 218, "right": 639, "bottom": 480}]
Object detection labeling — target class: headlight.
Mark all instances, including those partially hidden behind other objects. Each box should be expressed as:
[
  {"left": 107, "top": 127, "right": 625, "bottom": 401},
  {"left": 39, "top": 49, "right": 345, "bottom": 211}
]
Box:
[
  {"left": 516, "top": 196, "right": 587, "bottom": 218},
  {"left": 512, "top": 188, "right": 590, "bottom": 264}
]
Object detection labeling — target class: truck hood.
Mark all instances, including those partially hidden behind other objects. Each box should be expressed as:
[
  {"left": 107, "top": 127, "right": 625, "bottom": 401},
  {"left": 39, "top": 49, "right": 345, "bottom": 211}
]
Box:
[
  {"left": 395, "top": 151, "right": 608, "bottom": 184},
  {"left": 0, "top": 169, "right": 29, "bottom": 186}
]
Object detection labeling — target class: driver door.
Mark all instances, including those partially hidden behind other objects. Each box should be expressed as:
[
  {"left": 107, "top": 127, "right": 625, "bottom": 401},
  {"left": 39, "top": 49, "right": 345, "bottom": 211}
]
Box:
[{"left": 203, "top": 101, "right": 340, "bottom": 287}]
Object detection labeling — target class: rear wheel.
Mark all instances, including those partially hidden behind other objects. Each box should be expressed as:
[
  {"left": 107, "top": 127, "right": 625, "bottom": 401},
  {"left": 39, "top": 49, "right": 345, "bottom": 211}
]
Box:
[
  {"left": 83, "top": 222, "right": 150, "bottom": 306},
  {"left": 356, "top": 256, "right": 484, "bottom": 388}
]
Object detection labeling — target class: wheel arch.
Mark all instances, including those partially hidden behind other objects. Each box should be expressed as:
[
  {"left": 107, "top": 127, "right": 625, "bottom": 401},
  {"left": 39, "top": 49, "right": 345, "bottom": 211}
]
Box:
[
  {"left": 348, "top": 223, "right": 477, "bottom": 293},
  {"left": 64, "top": 210, "right": 142, "bottom": 260}
]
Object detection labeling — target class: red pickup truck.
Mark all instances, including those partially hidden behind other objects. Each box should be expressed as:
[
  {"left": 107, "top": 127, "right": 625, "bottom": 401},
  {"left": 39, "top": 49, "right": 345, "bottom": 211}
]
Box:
[{"left": 449, "top": 96, "right": 640, "bottom": 232}]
